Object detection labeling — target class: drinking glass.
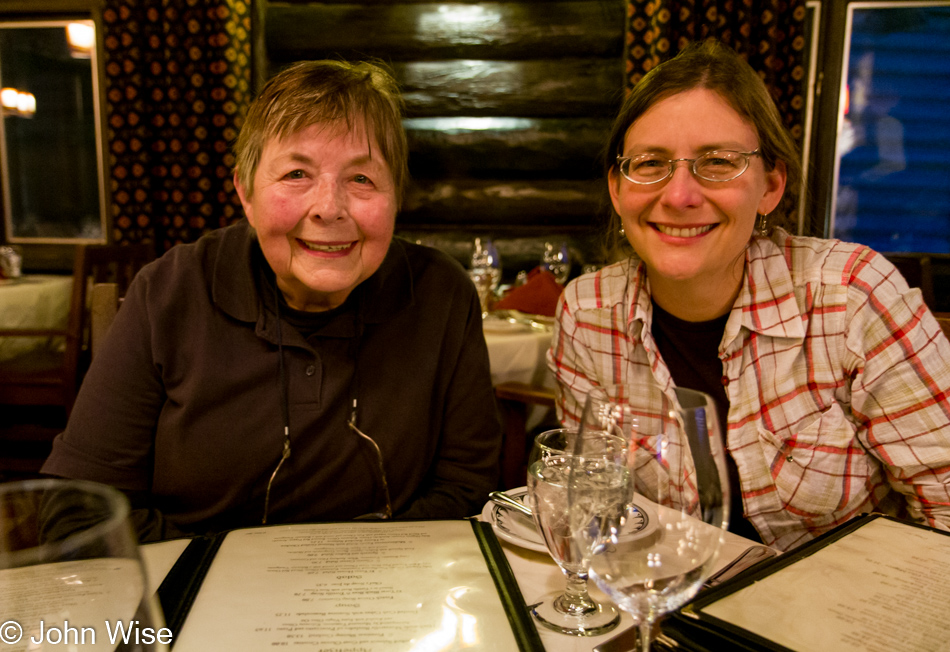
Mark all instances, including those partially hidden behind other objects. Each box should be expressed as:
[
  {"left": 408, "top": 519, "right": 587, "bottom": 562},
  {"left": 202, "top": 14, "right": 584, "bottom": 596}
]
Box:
[
  {"left": 0, "top": 478, "right": 169, "bottom": 651},
  {"left": 568, "top": 383, "right": 730, "bottom": 652},
  {"left": 540, "top": 241, "right": 570, "bottom": 284},
  {"left": 525, "top": 428, "right": 622, "bottom": 636},
  {"left": 469, "top": 236, "right": 501, "bottom": 314}
]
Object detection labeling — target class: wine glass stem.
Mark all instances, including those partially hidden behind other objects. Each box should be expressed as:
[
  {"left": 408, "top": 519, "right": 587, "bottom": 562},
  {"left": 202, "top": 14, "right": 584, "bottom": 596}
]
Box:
[
  {"left": 553, "top": 571, "right": 597, "bottom": 616},
  {"left": 639, "top": 621, "right": 653, "bottom": 652}
]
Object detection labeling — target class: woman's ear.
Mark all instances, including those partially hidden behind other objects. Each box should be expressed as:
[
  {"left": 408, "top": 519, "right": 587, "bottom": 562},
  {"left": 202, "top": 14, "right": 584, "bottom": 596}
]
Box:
[
  {"left": 607, "top": 165, "right": 624, "bottom": 216},
  {"left": 234, "top": 173, "right": 254, "bottom": 227},
  {"left": 758, "top": 160, "right": 788, "bottom": 215}
]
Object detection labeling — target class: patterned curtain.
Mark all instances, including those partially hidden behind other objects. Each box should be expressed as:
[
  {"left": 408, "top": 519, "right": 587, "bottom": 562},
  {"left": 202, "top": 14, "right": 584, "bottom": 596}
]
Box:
[
  {"left": 101, "top": 0, "right": 252, "bottom": 251},
  {"left": 625, "top": 0, "right": 808, "bottom": 143}
]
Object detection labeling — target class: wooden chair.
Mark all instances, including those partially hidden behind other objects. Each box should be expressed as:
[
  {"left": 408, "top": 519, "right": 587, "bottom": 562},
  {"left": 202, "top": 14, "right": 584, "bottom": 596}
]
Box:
[
  {"left": 90, "top": 282, "right": 120, "bottom": 359},
  {"left": 495, "top": 381, "right": 556, "bottom": 490},
  {"left": 934, "top": 312, "right": 950, "bottom": 341},
  {"left": 0, "top": 243, "right": 154, "bottom": 416}
]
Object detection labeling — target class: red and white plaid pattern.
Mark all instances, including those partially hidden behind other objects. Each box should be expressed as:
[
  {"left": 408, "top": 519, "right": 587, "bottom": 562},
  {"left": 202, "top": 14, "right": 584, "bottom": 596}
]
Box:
[{"left": 548, "top": 229, "right": 950, "bottom": 551}]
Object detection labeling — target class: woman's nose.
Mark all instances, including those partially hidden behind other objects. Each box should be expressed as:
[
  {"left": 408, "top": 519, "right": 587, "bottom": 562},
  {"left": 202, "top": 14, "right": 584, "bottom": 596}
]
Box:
[
  {"left": 308, "top": 177, "right": 345, "bottom": 220},
  {"left": 659, "top": 163, "right": 703, "bottom": 209}
]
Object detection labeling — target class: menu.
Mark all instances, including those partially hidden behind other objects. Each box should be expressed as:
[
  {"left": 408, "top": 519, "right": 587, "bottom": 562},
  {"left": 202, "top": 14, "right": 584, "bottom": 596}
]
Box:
[
  {"left": 664, "top": 514, "right": 950, "bottom": 652},
  {"left": 153, "top": 520, "right": 541, "bottom": 651}
]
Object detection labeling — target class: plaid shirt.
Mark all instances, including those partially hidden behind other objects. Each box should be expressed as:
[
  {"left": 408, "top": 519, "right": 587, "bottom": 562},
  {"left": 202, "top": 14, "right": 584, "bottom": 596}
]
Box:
[{"left": 548, "top": 229, "right": 950, "bottom": 551}]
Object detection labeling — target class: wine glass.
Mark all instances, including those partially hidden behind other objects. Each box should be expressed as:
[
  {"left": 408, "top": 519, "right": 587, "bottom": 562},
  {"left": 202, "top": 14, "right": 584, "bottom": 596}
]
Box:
[
  {"left": 525, "top": 428, "right": 622, "bottom": 636},
  {"left": 568, "top": 383, "right": 730, "bottom": 652},
  {"left": 540, "top": 241, "right": 570, "bottom": 284},
  {"left": 0, "top": 478, "right": 169, "bottom": 651},
  {"left": 469, "top": 237, "right": 501, "bottom": 314}
]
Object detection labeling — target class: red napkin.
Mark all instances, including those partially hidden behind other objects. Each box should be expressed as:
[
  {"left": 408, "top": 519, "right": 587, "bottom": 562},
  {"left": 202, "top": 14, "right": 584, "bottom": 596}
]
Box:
[{"left": 494, "top": 267, "right": 563, "bottom": 317}]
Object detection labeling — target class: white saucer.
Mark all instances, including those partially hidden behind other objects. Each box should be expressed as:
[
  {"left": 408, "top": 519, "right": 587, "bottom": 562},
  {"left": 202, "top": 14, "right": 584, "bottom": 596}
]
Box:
[
  {"left": 481, "top": 487, "right": 547, "bottom": 553},
  {"left": 482, "top": 486, "right": 658, "bottom": 553}
]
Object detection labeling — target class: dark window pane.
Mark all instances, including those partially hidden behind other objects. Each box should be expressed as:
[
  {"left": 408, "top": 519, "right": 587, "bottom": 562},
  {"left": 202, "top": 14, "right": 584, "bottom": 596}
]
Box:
[{"left": 833, "top": 4, "right": 950, "bottom": 253}]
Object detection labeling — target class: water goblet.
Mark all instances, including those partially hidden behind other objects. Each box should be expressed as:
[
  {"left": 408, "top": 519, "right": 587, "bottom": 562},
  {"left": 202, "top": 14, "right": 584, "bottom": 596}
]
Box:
[
  {"left": 0, "top": 478, "right": 170, "bottom": 651},
  {"left": 525, "top": 428, "right": 622, "bottom": 636},
  {"left": 469, "top": 237, "right": 501, "bottom": 314},
  {"left": 568, "top": 383, "right": 731, "bottom": 652},
  {"left": 540, "top": 241, "right": 570, "bottom": 284}
]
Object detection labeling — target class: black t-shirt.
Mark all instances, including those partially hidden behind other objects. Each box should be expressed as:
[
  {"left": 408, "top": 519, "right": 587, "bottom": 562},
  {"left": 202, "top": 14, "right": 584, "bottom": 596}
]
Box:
[{"left": 651, "top": 301, "right": 762, "bottom": 543}]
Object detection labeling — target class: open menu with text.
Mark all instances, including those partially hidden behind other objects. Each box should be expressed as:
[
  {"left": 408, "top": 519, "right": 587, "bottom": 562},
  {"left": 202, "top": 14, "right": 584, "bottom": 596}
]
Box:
[
  {"left": 663, "top": 514, "right": 950, "bottom": 652},
  {"left": 151, "top": 520, "right": 542, "bottom": 651}
]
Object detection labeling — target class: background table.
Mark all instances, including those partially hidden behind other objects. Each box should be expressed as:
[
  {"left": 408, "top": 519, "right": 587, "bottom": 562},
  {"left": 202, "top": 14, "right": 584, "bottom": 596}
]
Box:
[
  {"left": 0, "top": 275, "right": 73, "bottom": 362},
  {"left": 484, "top": 320, "right": 556, "bottom": 435},
  {"left": 484, "top": 323, "right": 554, "bottom": 389}
]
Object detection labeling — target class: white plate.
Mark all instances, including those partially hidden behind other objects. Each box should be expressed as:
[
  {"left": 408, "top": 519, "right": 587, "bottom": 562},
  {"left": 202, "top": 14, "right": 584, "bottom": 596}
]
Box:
[
  {"left": 482, "top": 316, "right": 531, "bottom": 334},
  {"left": 481, "top": 487, "right": 547, "bottom": 553},
  {"left": 481, "top": 487, "right": 657, "bottom": 553}
]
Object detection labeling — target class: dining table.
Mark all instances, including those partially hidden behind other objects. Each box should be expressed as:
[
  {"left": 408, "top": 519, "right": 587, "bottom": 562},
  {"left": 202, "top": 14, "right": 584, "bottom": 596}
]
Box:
[
  {"left": 483, "top": 311, "right": 557, "bottom": 432},
  {"left": 0, "top": 274, "right": 73, "bottom": 362}
]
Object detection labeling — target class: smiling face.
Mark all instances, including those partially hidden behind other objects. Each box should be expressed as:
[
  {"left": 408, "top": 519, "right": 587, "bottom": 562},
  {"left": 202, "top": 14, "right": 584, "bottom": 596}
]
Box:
[
  {"left": 609, "top": 88, "right": 786, "bottom": 319},
  {"left": 236, "top": 122, "right": 397, "bottom": 312}
]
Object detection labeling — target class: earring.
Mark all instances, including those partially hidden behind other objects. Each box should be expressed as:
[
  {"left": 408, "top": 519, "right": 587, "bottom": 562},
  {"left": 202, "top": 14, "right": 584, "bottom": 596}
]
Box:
[
  {"left": 619, "top": 226, "right": 626, "bottom": 237},
  {"left": 755, "top": 213, "right": 770, "bottom": 236}
]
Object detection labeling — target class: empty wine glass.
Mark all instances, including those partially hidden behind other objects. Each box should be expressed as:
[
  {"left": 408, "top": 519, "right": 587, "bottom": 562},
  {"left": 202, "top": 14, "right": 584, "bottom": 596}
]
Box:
[
  {"left": 525, "top": 428, "right": 622, "bottom": 636},
  {"left": 0, "top": 478, "right": 169, "bottom": 651},
  {"left": 541, "top": 241, "right": 570, "bottom": 284},
  {"left": 469, "top": 237, "right": 501, "bottom": 314},
  {"left": 568, "top": 383, "right": 731, "bottom": 652}
]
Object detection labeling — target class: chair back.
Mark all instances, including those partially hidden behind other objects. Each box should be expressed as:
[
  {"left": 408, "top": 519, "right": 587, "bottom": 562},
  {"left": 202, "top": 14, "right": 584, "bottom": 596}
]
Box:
[
  {"left": 883, "top": 252, "right": 936, "bottom": 311},
  {"left": 62, "top": 244, "right": 155, "bottom": 396},
  {"left": 90, "top": 282, "right": 119, "bottom": 359},
  {"left": 935, "top": 313, "right": 950, "bottom": 341}
]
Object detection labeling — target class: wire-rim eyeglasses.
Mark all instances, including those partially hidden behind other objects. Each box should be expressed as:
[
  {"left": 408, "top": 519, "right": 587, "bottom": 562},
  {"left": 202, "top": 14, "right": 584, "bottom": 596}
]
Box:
[{"left": 616, "top": 149, "right": 761, "bottom": 185}]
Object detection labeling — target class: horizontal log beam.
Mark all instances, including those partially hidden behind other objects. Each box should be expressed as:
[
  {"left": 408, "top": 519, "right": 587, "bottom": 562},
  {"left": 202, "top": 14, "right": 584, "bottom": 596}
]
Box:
[
  {"left": 266, "top": 59, "right": 623, "bottom": 117},
  {"left": 396, "top": 59, "right": 622, "bottom": 117},
  {"left": 399, "top": 178, "right": 606, "bottom": 228},
  {"left": 266, "top": 1, "right": 624, "bottom": 61},
  {"left": 405, "top": 117, "right": 612, "bottom": 178}
]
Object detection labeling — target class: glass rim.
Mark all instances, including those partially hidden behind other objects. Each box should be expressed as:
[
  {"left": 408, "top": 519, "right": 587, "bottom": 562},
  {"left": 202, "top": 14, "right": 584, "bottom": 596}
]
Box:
[
  {"left": 534, "top": 427, "right": 577, "bottom": 456},
  {"left": 0, "top": 478, "right": 131, "bottom": 568}
]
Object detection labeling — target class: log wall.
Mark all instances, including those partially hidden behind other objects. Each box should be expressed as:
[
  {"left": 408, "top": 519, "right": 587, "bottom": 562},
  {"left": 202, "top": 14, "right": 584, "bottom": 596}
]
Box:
[{"left": 262, "top": 0, "right": 626, "bottom": 271}]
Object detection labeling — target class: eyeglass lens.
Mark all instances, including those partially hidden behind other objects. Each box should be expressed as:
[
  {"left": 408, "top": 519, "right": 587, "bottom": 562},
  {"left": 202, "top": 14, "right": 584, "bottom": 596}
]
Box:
[{"left": 619, "top": 150, "right": 754, "bottom": 183}]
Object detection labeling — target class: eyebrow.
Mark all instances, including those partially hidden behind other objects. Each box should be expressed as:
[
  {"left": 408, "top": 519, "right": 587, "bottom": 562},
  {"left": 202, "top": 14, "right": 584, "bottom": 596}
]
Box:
[{"left": 280, "top": 152, "right": 381, "bottom": 167}]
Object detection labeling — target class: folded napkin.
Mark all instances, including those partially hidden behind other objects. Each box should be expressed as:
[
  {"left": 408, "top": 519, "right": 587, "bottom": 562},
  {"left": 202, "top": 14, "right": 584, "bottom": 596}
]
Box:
[{"left": 494, "top": 267, "right": 563, "bottom": 317}]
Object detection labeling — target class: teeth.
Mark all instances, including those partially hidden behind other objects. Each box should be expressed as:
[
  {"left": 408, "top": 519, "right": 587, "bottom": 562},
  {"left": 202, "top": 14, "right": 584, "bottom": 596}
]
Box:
[
  {"left": 655, "top": 224, "right": 715, "bottom": 238},
  {"left": 301, "top": 241, "right": 351, "bottom": 252}
]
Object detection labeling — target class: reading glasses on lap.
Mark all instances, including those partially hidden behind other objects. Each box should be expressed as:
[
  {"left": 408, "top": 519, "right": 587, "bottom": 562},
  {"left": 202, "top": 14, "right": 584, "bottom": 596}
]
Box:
[{"left": 616, "top": 149, "right": 760, "bottom": 184}]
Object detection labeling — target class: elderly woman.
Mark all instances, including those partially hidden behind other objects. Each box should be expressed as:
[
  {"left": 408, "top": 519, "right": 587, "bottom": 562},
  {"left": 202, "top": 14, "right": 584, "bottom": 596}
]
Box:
[
  {"left": 43, "top": 61, "right": 501, "bottom": 540},
  {"left": 549, "top": 40, "right": 950, "bottom": 551}
]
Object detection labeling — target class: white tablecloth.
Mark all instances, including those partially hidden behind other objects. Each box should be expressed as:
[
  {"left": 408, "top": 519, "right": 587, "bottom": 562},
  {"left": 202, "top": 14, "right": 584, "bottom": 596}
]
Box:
[
  {"left": 0, "top": 274, "right": 73, "bottom": 362},
  {"left": 484, "top": 326, "right": 554, "bottom": 389},
  {"left": 484, "top": 322, "right": 556, "bottom": 431}
]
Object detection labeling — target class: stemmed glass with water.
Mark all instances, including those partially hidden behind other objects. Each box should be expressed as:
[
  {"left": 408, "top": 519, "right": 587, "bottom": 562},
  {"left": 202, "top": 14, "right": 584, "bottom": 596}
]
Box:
[
  {"left": 525, "top": 428, "right": 622, "bottom": 636},
  {"left": 469, "top": 236, "right": 501, "bottom": 314},
  {"left": 540, "top": 241, "right": 570, "bottom": 284},
  {"left": 568, "top": 383, "right": 731, "bottom": 651},
  {"left": 0, "top": 479, "right": 169, "bottom": 651}
]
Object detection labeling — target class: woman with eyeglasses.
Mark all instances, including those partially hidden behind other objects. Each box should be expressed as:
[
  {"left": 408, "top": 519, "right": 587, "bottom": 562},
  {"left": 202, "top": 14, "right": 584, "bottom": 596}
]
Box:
[
  {"left": 43, "top": 60, "right": 502, "bottom": 541},
  {"left": 548, "top": 40, "right": 950, "bottom": 551}
]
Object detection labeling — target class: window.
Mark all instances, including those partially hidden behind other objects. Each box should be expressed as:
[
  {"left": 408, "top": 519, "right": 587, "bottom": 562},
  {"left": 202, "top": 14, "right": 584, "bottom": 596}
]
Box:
[
  {"left": 809, "top": 1, "right": 950, "bottom": 254},
  {"left": 0, "top": 19, "right": 107, "bottom": 244}
]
